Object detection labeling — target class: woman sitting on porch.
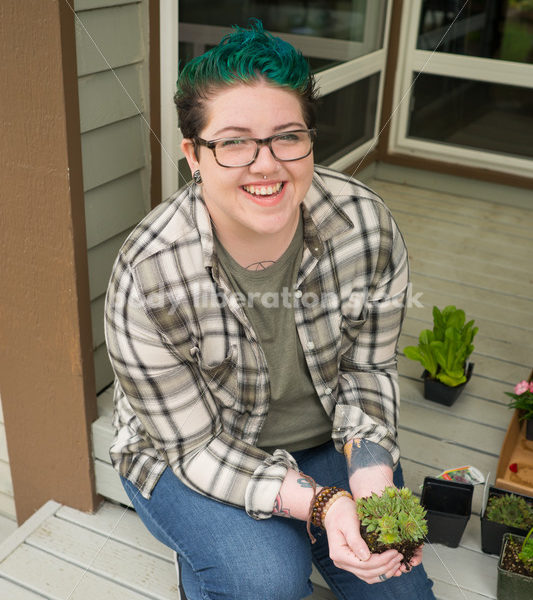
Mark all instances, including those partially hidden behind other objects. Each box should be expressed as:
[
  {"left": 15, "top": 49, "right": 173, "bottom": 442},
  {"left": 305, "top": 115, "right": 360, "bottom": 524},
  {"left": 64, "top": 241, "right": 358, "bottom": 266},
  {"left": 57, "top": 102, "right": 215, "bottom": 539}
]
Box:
[{"left": 105, "top": 20, "right": 435, "bottom": 600}]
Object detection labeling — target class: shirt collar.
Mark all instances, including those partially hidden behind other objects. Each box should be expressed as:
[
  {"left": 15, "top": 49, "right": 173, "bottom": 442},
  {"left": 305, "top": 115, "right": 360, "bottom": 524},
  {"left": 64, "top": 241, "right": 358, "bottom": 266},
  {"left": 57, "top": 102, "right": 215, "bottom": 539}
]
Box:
[
  {"left": 301, "top": 170, "right": 354, "bottom": 258},
  {"left": 191, "top": 169, "right": 354, "bottom": 267}
]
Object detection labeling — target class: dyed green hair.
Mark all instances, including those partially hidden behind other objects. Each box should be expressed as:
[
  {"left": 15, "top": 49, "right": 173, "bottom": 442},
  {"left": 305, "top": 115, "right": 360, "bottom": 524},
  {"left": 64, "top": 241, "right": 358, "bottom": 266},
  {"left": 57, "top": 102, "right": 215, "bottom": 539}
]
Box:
[{"left": 174, "top": 19, "right": 318, "bottom": 140}]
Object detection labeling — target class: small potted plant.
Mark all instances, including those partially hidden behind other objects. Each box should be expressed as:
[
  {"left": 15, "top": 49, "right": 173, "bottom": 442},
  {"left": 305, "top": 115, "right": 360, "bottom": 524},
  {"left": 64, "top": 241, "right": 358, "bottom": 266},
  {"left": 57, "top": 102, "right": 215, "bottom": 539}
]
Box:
[
  {"left": 497, "top": 528, "right": 533, "bottom": 599},
  {"left": 403, "top": 305, "right": 478, "bottom": 406},
  {"left": 420, "top": 476, "right": 474, "bottom": 547},
  {"left": 506, "top": 376, "right": 533, "bottom": 441},
  {"left": 356, "top": 487, "right": 427, "bottom": 568},
  {"left": 481, "top": 487, "right": 533, "bottom": 555}
]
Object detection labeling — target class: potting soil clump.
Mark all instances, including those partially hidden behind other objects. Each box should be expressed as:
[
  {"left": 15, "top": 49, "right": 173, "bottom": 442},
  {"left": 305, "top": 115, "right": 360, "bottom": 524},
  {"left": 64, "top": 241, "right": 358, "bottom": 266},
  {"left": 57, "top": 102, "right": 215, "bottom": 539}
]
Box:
[{"left": 501, "top": 535, "right": 533, "bottom": 578}]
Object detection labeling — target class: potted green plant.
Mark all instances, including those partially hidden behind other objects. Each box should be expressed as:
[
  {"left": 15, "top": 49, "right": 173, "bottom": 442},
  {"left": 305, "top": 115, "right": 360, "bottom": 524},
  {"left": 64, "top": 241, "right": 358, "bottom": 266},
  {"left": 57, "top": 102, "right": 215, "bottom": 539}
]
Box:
[
  {"left": 420, "top": 476, "right": 474, "bottom": 547},
  {"left": 481, "top": 487, "right": 533, "bottom": 555},
  {"left": 356, "top": 487, "right": 427, "bottom": 568},
  {"left": 497, "top": 529, "right": 533, "bottom": 599},
  {"left": 403, "top": 305, "right": 478, "bottom": 406},
  {"left": 506, "top": 376, "right": 533, "bottom": 441}
]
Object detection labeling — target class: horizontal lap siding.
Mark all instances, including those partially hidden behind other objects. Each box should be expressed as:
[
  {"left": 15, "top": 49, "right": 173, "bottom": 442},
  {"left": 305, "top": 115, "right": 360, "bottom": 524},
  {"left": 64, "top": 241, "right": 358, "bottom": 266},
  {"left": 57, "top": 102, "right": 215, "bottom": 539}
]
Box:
[{"left": 76, "top": 0, "right": 151, "bottom": 393}]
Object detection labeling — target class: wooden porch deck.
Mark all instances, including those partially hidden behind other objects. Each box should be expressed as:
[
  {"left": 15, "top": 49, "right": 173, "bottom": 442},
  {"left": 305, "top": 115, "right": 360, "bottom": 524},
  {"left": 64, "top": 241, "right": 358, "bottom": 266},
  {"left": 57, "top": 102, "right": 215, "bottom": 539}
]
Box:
[{"left": 1, "top": 176, "right": 532, "bottom": 599}]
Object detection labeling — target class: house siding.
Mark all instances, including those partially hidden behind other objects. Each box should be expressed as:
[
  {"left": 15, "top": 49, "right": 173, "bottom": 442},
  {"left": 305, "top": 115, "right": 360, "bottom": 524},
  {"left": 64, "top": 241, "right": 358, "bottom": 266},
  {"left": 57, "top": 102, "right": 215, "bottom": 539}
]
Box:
[{"left": 75, "top": 0, "right": 152, "bottom": 392}]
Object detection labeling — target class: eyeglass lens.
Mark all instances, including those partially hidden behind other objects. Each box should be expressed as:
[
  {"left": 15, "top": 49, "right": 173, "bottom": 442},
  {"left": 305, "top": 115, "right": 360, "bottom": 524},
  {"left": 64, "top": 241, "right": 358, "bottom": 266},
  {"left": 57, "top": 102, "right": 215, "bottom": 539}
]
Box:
[{"left": 214, "top": 131, "right": 313, "bottom": 167}]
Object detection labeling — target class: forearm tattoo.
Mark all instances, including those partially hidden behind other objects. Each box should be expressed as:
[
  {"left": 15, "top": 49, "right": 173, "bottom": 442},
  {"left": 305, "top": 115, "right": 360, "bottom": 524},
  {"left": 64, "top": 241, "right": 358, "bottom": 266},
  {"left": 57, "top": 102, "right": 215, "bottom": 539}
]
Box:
[
  {"left": 273, "top": 475, "right": 316, "bottom": 518},
  {"left": 344, "top": 438, "right": 393, "bottom": 478},
  {"left": 273, "top": 494, "right": 291, "bottom": 518}
]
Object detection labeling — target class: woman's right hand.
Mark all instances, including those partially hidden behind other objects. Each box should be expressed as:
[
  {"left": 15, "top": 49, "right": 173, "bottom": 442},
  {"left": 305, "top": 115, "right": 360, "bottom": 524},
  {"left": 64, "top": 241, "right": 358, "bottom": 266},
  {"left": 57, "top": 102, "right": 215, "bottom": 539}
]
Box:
[{"left": 323, "top": 496, "right": 404, "bottom": 584}]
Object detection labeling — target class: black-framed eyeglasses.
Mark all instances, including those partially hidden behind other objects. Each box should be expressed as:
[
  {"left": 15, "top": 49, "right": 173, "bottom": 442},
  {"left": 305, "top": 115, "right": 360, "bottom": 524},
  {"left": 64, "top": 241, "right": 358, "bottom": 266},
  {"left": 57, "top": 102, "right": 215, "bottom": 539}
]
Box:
[{"left": 195, "top": 129, "right": 316, "bottom": 168}]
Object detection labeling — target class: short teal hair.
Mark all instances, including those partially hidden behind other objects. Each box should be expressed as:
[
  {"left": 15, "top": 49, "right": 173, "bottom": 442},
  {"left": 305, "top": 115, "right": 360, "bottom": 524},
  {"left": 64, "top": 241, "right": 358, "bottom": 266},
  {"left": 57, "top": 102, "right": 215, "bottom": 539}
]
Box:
[{"left": 174, "top": 19, "right": 318, "bottom": 140}]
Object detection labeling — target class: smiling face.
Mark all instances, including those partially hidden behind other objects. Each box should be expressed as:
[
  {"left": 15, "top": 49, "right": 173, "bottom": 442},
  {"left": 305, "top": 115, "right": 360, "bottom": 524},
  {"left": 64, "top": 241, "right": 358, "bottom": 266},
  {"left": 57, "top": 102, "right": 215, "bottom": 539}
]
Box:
[{"left": 181, "top": 80, "right": 314, "bottom": 250}]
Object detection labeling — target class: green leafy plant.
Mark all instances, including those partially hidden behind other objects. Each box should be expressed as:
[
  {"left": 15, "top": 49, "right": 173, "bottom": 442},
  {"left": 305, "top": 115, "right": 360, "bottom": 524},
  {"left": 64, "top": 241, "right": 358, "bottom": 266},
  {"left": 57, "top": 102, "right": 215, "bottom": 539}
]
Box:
[
  {"left": 403, "top": 305, "right": 478, "bottom": 387},
  {"left": 519, "top": 527, "right": 533, "bottom": 571},
  {"left": 505, "top": 379, "right": 533, "bottom": 421},
  {"left": 356, "top": 487, "right": 427, "bottom": 567},
  {"left": 486, "top": 493, "right": 533, "bottom": 529}
]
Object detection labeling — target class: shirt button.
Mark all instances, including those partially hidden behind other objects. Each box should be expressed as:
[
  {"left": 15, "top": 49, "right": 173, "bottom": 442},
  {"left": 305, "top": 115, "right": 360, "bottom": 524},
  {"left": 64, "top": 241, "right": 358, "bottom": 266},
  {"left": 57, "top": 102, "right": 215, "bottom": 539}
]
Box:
[
  {"left": 307, "top": 341, "right": 315, "bottom": 350},
  {"left": 294, "top": 290, "right": 303, "bottom": 298},
  {"left": 314, "top": 247, "right": 319, "bottom": 252},
  {"left": 324, "top": 387, "right": 332, "bottom": 395}
]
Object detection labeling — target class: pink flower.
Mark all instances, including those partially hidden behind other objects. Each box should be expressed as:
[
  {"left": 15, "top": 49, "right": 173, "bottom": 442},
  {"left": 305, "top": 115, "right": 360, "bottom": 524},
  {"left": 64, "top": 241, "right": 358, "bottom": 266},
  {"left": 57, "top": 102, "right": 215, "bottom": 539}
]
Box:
[
  {"left": 530, "top": 381, "right": 533, "bottom": 393},
  {"left": 515, "top": 380, "right": 530, "bottom": 395}
]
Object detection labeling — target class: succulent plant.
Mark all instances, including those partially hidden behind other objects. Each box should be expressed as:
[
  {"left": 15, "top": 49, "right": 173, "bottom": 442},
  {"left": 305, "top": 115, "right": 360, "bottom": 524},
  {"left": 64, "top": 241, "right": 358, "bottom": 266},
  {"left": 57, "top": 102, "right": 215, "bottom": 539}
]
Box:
[
  {"left": 485, "top": 493, "right": 533, "bottom": 529},
  {"left": 356, "top": 487, "right": 428, "bottom": 567},
  {"left": 519, "top": 527, "right": 533, "bottom": 571},
  {"left": 403, "top": 305, "right": 478, "bottom": 387}
]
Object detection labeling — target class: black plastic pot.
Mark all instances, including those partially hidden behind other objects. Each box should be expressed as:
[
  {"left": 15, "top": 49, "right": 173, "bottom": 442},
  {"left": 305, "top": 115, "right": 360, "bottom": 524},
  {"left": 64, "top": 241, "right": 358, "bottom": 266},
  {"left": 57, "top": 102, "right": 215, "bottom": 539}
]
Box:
[
  {"left": 422, "top": 363, "right": 474, "bottom": 406},
  {"left": 526, "top": 419, "right": 533, "bottom": 441},
  {"left": 497, "top": 533, "right": 533, "bottom": 599},
  {"left": 481, "top": 486, "right": 533, "bottom": 555},
  {"left": 421, "top": 477, "right": 473, "bottom": 547}
]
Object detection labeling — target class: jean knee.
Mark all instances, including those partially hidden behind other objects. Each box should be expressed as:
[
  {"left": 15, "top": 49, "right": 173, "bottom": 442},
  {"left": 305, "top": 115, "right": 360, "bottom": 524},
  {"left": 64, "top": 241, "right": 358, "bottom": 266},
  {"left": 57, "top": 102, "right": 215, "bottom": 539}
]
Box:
[
  {"left": 188, "top": 542, "right": 312, "bottom": 600},
  {"left": 222, "top": 559, "right": 312, "bottom": 600}
]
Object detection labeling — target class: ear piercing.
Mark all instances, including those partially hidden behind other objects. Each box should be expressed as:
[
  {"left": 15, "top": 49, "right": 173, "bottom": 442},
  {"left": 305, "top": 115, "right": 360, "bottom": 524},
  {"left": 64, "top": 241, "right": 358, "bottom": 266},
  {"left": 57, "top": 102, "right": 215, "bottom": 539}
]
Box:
[{"left": 193, "top": 170, "right": 202, "bottom": 184}]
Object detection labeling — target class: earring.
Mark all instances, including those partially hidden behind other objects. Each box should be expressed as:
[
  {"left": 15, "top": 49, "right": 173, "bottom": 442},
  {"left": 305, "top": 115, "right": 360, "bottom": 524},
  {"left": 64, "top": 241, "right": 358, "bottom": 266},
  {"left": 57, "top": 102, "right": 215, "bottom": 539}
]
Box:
[{"left": 193, "top": 170, "right": 202, "bottom": 184}]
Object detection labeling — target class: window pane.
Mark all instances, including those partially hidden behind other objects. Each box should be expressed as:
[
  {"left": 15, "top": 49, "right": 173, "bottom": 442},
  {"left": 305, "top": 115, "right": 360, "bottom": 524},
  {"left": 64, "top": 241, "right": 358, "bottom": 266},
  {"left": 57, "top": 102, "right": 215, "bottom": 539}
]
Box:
[
  {"left": 408, "top": 72, "right": 533, "bottom": 159},
  {"left": 179, "top": 0, "right": 388, "bottom": 72},
  {"left": 417, "top": 0, "right": 533, "bottom": 64},
  {"left": 314, "top": 73, "right": 380, "bottom": 164}
]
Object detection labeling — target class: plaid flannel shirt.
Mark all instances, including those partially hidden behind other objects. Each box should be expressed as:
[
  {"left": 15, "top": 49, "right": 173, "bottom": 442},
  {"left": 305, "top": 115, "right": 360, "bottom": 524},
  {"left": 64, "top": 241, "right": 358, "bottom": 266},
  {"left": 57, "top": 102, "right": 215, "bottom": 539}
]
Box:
[{"left": 104, "top": 165, "right": 409, "bottom": 519}]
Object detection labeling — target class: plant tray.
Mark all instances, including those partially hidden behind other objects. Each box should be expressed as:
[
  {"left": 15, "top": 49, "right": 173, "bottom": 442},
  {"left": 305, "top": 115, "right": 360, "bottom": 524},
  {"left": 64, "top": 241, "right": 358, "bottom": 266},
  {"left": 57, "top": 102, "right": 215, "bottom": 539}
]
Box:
[{"left": 495, "top": 410, "right": 533, "bottom": 497}]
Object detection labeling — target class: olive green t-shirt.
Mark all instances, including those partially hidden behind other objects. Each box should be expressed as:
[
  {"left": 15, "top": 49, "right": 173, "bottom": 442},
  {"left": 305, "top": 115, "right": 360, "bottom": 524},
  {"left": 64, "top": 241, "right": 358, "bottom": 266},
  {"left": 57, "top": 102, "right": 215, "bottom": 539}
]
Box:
[{"left": 214, "top": 216, "right": 332, "bottom": 453}]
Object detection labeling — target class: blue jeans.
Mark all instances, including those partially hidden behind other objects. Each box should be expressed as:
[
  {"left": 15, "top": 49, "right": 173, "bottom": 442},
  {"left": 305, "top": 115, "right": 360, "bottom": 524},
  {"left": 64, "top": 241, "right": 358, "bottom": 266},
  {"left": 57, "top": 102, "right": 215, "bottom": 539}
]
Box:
[{"left": 121, "top": 441, "right": 435, "bottom": 600}]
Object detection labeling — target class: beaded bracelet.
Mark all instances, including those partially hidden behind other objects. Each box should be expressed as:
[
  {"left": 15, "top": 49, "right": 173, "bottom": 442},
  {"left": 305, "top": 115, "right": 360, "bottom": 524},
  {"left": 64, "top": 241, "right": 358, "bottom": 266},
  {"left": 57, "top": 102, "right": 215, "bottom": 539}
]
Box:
[
  {"left": 321, "top": 490, "right": 353, "bottom": 525},
  {"left": 308, "top": 485, "right": 353, "bottom": 540},
  {"left": 310, "top": 486, "right": 343, "bottom": 528},
  {"left": 300, "top": 475, "right": 353, "bottom": 543}
]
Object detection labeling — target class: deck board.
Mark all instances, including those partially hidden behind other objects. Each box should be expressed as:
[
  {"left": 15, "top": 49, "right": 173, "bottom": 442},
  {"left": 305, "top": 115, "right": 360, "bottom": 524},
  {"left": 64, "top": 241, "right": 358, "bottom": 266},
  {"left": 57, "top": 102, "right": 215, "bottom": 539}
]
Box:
[
  {"left": 3, "top": 176, "right": 532, "bottom": 598},
  {"left": 0, "top": 543, "right": 153, "bottom": 600},
  {"left": 26, "top": 517, "right": 178, "bottom": 600},
  {"left": 57, "top": 503, "right": 172, "bottom": 561},
  {"left": 0, "top": 578, "right": 49, "bottom": 599}
]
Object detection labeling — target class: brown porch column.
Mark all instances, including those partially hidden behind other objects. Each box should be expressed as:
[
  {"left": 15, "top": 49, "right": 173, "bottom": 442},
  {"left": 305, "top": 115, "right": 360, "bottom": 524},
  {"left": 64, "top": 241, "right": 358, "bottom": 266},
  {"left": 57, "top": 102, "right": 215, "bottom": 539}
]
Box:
[{"left": 0, "top": 1, "right": 100, "bottom": 522}]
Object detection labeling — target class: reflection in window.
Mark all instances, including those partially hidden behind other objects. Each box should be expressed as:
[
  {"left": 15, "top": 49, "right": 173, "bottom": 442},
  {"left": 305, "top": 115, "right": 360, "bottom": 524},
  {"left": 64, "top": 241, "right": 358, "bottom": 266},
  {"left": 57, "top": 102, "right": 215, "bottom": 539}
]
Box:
[
  {"left": 417, "top": 0, "right": 533, "bottom": 64},
  {"left": 408, "top": 72, "right": 533, "bottom": 159},
  {"left": 314, "top": 73, "right": 380, "bottom": 165},
  {"left": 179, "top": 0, "right": 388, "bottom": 72}
]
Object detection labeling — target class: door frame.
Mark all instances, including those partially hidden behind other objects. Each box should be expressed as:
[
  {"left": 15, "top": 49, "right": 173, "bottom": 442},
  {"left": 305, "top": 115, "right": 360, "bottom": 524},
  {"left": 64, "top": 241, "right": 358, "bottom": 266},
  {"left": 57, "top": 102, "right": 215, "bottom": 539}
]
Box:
[{"left": 387, "top": 0, "right": 533, "bottom": 179}]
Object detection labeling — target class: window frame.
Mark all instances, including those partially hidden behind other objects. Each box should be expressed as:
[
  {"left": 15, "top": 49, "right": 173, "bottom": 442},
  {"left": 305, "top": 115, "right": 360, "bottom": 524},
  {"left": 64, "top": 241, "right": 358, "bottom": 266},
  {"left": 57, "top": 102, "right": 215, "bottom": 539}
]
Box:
[
  {"left": 159, "top": 0, "right": 393, "bottom": 196},
  {"left": 388, "top": 0, "right": 533, "bottom": 178}
]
